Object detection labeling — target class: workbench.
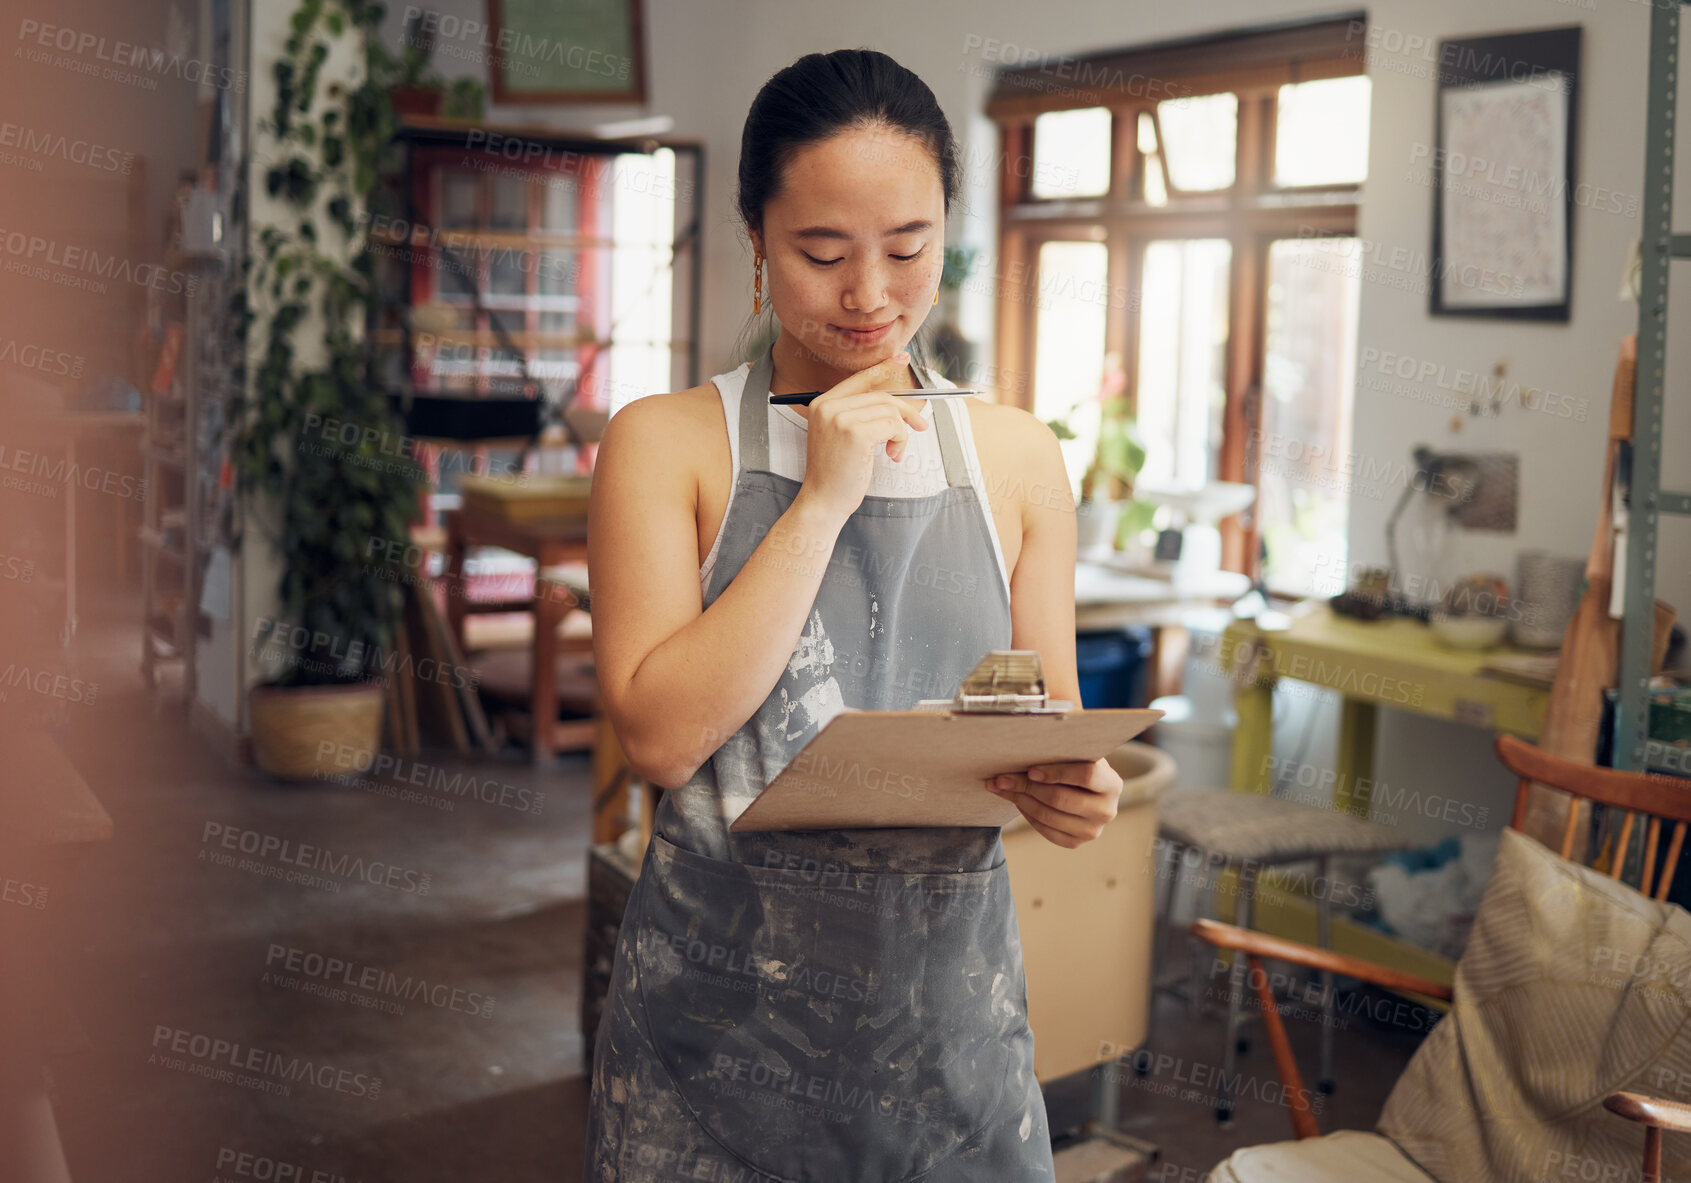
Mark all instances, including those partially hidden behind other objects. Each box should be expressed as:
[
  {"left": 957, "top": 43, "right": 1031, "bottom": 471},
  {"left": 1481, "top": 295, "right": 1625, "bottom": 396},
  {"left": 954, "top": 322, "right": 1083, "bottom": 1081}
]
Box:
[{"left": 1224, "top": 607, "right": 1550, "bottom": 811}]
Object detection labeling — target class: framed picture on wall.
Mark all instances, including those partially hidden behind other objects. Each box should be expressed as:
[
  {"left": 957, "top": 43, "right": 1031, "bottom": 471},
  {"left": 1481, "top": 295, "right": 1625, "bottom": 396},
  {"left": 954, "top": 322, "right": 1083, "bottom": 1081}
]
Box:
[
  {"left": 486, "top": 0, "right": 647, "bottom": 105},
  {"left": 1428, "top": 26, "right": 1581, "bottom": 321}
]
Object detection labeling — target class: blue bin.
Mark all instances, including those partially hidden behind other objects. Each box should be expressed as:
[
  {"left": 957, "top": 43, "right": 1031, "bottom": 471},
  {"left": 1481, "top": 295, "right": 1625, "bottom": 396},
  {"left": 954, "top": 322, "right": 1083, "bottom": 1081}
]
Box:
[{"left": 1074, "top": 627, "right": 1153, "bottom": 710}]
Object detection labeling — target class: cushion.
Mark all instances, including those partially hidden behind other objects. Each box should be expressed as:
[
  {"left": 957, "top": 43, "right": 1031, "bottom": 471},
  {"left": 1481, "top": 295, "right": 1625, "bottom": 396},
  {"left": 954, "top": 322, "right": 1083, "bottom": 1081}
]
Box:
[
  {"left": 1378, "top": 826, "right": 1691, "bottom": 1183},
  {"left": 1159, "top": 789, "right": 1409, "bottom": 864},
  {"left": 1205, "top": 1129, "right": 1431, "bottom": 1183}
]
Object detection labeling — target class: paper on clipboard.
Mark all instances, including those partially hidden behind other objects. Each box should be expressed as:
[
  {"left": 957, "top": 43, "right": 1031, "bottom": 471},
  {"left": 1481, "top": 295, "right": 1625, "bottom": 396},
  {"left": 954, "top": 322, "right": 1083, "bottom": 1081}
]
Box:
[{"left": 729, "top": 650, "right": 1163, "bottom": 832}]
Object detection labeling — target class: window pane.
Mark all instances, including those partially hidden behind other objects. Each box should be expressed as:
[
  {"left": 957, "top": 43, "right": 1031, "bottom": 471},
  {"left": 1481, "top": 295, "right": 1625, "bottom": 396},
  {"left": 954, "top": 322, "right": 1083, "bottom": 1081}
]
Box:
[
  {"left": 1258, "top": 237, "right": 1362, "bottom": 596},
  {"left": 441, "top": 171, "right": 480, "bottom": 228},
  {"left": 1033, "top": 241, "right": 1110, "bottom": 490},
  {"left": 1032, "top": 108, "right": 1111, "bottom": 199},
  {"left": 1136, "top": 240, "right": 1230, "bottom": 490},
  {"left": 1275, "top": 76, "right": 1372, "bottom": 187},
  {"left": 490, "top": 173, "right": 529, "bottom": 229},
  {"left": 488, "top": 249, "right": 527, "bottom": 297},
  {"left": 439, "top": 251, "right": 479, "bottom": 302},
  {"left": 1156, "top": 94, "right": 1237, "bottom": 191},
  {"left": 541, "top": 177, "right": 580, "bottom": 233}
]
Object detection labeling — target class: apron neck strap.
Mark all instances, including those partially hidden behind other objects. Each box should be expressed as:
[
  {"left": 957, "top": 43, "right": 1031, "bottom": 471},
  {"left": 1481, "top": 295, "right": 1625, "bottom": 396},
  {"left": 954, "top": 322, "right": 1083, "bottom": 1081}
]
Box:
[{"left": 740, "top": 343, "right": 971, "bottom": 489}]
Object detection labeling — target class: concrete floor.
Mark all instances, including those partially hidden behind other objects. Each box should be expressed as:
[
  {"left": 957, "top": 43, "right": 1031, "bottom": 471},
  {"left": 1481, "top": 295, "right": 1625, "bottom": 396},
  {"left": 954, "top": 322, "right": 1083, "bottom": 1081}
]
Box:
[{"left": 41, "top": 602, "right": 1423, "bottom": 1182}]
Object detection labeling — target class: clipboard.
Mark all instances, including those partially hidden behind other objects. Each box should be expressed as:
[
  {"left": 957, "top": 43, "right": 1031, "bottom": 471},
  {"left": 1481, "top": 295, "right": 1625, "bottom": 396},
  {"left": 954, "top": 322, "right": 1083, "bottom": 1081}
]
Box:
[{"left": 730, "top": 651, "right": 1164, "bottom": 832}]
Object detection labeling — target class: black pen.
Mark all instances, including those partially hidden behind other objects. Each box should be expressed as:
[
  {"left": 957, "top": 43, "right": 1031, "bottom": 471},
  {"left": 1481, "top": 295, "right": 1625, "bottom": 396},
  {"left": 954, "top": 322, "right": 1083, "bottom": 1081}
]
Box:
[{"left": 769, "top": 388, "right": 983, "bottom": 406}]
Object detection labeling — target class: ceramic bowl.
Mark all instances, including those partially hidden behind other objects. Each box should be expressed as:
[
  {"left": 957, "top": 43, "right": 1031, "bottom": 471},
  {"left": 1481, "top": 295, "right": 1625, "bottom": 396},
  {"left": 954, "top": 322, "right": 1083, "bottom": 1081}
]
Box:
[{"left": 1429, "top": 612, "right": 1509, "bottom": 650}]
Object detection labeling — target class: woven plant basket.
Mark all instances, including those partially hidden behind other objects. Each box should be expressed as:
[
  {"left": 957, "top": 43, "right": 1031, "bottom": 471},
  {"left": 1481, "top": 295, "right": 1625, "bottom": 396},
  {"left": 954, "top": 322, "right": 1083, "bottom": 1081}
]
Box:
[{"left": 249, "top": 681, "right": 384, "bottom": 781}]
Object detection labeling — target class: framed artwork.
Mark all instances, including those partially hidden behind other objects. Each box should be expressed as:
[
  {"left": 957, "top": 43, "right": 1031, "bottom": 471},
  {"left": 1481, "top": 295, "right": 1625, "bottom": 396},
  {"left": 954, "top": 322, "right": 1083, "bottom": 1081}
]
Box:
[
  {"left": 1428, "top": 26, "right": 1581, "bottom": 320},
  {"left": 486, "top": 0, "right": 647, "bottom": 105}
]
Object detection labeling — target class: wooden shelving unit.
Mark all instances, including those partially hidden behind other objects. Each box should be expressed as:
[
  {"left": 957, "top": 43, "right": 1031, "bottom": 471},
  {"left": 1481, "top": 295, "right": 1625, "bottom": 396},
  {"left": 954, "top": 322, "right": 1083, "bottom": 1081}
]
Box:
[{"left": 140, "top": 253, "right": 227, "bottom": 698}]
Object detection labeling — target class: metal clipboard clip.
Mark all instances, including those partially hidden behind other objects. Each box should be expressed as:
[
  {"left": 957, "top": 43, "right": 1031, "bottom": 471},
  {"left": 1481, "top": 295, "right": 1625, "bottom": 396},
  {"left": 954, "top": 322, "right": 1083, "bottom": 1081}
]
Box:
[{"left": 913, "top": 649, "right": 1076, "bottom": 715}]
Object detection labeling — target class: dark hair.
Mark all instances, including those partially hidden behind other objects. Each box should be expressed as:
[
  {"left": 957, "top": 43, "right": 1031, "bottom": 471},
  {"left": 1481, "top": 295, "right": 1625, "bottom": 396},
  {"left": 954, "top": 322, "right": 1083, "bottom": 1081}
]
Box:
[{"left": 738, "top": 49, "right": 959, "bottom": 233}]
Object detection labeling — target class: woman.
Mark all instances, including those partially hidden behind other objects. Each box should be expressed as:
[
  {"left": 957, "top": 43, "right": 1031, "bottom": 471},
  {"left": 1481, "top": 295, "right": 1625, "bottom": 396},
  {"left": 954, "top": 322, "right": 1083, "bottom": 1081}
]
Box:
[{"left": 584, "top": 48, "right": 1125, "bottom": 1182}]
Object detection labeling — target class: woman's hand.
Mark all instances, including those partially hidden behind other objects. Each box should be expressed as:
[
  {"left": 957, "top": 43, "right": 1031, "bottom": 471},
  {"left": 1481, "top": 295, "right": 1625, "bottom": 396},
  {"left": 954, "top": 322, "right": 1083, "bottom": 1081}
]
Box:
[
  {"left": 985, "top": 756, "right": 1123, "bottom": 848},
  {"left": 798, "top": 350, "right": 931, "bottom": 525}
]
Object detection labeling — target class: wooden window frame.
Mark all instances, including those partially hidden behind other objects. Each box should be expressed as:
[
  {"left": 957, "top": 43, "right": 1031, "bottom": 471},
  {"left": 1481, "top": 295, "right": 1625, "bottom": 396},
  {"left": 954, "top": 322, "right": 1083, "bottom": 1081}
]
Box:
[{"left": 988, "top": 14, "right": 1367, "bottom": 575}]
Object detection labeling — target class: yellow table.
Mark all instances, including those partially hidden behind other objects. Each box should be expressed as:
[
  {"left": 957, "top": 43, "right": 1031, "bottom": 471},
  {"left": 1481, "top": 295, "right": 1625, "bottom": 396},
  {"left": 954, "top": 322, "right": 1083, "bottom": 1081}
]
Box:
[
  {"left": 1223, "top": 607, "right": 1551, "bottom": 815},
  {"left": 1207, "top": 605, "right": 1552, "bottom": 991}
]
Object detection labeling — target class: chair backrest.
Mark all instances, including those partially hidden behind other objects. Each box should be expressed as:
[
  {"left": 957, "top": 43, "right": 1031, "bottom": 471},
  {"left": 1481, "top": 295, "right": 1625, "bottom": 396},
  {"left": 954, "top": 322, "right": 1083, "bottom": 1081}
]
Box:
[{"left": 1497, "top": 733, "right": 1691, "bottom": 902}]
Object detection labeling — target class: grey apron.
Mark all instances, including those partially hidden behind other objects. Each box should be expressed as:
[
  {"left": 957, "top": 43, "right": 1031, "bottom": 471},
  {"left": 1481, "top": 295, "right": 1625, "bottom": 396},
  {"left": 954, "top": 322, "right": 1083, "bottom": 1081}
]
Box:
[{"left": 585, "top": 346, "right": 1055, "bottom": 1182}]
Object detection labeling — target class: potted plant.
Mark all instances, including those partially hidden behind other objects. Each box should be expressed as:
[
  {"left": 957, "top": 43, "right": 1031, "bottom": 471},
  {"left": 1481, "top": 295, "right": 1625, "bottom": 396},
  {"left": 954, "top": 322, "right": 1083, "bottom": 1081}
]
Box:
[
  {"left": 230, "top": 0, "right": 427, "bottom": 779},
  {"left": 1044, "top": 353, "right": 1154, "bottom": 555},
  {"left": 389, "top": 12, "right": 486, "bottom": 120}
]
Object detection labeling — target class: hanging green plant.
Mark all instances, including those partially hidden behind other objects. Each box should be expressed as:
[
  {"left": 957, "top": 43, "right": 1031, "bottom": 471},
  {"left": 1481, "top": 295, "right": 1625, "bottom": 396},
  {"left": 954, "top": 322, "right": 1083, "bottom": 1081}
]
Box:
[{"left": 229, "top": 0, "right": 425, "bottom": 688}]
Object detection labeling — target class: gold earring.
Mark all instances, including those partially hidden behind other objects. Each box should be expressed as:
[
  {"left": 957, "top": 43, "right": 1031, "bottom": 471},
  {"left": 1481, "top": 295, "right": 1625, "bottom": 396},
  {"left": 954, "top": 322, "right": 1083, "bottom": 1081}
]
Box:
[
  {"left": 933, "top": 290, "right": 939, "bottom": 305},
  {"left": 753, "top": 252, "right": 764, "bottom": 314}
]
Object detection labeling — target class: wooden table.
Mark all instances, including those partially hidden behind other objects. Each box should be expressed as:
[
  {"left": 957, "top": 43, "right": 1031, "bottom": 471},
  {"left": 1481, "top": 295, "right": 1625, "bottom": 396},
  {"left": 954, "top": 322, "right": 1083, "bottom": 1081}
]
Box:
[
  {"left": 443, "top": 506, "right": 588, "bottom": 762},
  {"left": 1075, "top": 560, "right": 1253, "bottom": 702},
  {"left": 1223, "top": 606, "right": 1550, "bottom": 812}
]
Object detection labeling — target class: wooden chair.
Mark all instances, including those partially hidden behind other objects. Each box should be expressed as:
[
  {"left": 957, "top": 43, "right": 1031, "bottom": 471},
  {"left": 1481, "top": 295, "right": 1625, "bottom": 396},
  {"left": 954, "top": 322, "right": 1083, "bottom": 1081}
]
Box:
[{"left": 1192, "top": 733, "right": 1691, "bottom": 1181}]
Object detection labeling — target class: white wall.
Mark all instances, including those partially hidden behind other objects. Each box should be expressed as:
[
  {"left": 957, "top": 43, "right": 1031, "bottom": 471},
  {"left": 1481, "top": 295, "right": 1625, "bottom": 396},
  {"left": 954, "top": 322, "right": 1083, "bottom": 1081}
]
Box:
[
  {"left": 197, "top": 0, "right": 366, "bottom": 730},
  {"left": 387, "top": 0, "right": 1686, "bottom": 831}
]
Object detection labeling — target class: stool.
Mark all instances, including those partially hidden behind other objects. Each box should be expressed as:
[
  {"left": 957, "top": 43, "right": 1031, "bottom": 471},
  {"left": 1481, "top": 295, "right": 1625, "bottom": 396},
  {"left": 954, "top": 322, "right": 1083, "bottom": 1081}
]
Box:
[
  {"left": 529, "top": 562, "right": 592, "bottom": 761},
  {"left": 1152, "top": 789, "right": 1409, "bottom": 1121}
]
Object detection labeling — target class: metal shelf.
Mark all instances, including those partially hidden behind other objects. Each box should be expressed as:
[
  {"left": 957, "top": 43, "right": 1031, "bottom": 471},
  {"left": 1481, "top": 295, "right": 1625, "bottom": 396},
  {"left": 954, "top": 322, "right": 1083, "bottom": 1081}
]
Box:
[{"left": 1617, "top": 0, "right": 1689, "bottom": 769}]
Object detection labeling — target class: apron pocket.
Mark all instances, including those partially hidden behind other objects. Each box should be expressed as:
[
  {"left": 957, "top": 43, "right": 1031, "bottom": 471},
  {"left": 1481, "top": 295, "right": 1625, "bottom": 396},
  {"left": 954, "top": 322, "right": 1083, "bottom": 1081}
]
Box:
[{"left": 633, "top": 833, "right": 1024, "bottom": 1182}]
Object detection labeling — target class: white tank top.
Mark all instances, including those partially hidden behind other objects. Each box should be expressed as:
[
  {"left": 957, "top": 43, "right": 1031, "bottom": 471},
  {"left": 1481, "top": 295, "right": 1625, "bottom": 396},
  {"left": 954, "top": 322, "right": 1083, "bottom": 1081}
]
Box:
[{"left": 699, "top": 360, "right": 1012, "bottom": 601}]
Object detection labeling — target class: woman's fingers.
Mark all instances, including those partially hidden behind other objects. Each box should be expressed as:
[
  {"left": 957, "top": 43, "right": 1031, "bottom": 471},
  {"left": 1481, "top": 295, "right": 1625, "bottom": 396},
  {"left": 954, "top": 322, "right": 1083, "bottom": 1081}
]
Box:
[
  {"left": 987, "top": 758, "right": 1123, "bottom": 847},
  {"left": 1026, "top": 761, "right": 1107, "bottom": 790},
  {"left": 987, "top": 776, "right": 1094, "bottom": 839},
  {"left": 1007, "top": 792, "right": 1100, "bottom": 848}
]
